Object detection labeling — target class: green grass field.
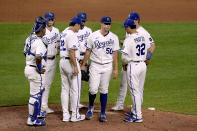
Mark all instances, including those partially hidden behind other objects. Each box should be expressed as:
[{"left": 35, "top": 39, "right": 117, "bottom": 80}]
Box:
[{"left": 0, "top": 22, "right": 197, "bottom": 115}]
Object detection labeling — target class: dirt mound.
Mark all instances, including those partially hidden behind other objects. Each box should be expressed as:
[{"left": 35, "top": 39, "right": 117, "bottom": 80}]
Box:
[
  {"left": 0, "top": 103, "right": 197, "bottom": 131},
  {"left": 0, "top": 0, "right": 197, "bottom": 22}
]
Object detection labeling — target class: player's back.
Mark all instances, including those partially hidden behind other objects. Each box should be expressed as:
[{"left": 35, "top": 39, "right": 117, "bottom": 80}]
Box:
[
  {"left": 60, "top": 29, "right": 80, "bottom": 59},
  {"left": 126, "top": 26, "right": 150, "bottom": 38},
  {"left": 122, "top": 32, "right": 151, "bottom": 63},
  {"left": 24, "top": 34, "right": 47, "bottom": 66}
]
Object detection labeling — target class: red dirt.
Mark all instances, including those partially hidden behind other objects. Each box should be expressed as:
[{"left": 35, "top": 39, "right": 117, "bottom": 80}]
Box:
[
  {"left": 0, "top": 103, "right": 197, "bottom": 131},
  {"left": 0, "top": 0, "right": 197, "bottom": 22}
]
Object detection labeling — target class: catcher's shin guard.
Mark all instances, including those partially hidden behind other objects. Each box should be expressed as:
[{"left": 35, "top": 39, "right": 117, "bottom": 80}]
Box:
[{"left": 32, "top": 101, "right": 39, "bottom": 121}]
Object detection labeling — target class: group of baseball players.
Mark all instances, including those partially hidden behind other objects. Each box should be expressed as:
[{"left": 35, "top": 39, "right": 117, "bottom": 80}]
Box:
[{"left": 24, "top": 11, "right": 155, "bottom": 126}]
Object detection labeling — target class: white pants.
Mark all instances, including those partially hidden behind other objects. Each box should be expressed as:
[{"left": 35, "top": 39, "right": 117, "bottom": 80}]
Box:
[
  {"left": 126, "top": 61, "right": 147, "bottom": 119},
  {"left": 115, "top": 68, "right": 128, "bottom": 107},
  {"left": 89, "top": 62, "right": 112, "bottom": 95},
  {"left": 60, "top": 58, "right": 81, "bottom": 118},
  {"left": 42, "top": 58, "right": 57, "bottom": 109},
  {"left": 24, "top": 66, "right": 45, "bottom": 117}
]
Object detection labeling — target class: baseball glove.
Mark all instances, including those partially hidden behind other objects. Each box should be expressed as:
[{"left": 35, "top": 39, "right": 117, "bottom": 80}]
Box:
[{"left": 81, "top": 65, "right": 89, "bottom": 82}]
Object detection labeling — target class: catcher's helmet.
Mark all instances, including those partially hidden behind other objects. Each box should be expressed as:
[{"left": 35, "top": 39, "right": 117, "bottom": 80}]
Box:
[
  {"left": 44, "top": 12, "right": 55, "bottom": 20},
  {"left": 128, "top": 12, "right": 140, "bottom": 20},
  {"left": 32, "top": 16, "right": 46, "bottom": 33},
  {"left": 77, "top": 12, "right": 87, "bottom": 22}
]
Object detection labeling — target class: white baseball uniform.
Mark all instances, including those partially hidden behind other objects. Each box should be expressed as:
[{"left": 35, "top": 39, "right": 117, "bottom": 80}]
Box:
[
  {"left": 115, "top": 26, "right": 154, "bottom": 107},
  {"left": 77, "top": 26, "right": 92, "bottom": 60},
  {"left": 24, "top": 33, "right": 47, "bottom": 120},
  {"left": 86, "top": 30, "right": 120, "bottom": 95},
  {"left": 63, "top": 26, "right": 92, "bottom": 109},
  {"left": 41, "top": 27, "right": 60, "bottom": 111},
  {"left": 59, "top": 29, "right": 82, "bottom": 120},
  {"left": 121, "top": 32, "right": 151, "bottom": 119},
  {"left": 62, "top": 26, "right": 92, "bottom": 60}
]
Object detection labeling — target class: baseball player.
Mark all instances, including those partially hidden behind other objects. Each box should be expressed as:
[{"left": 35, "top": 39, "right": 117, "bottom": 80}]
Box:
[
  {"left": 24, "top": 16, "right": 47, "bottom": 126},
  {"left": 81, "top": 16, "right": 120, "bottom": 122},
  {"left": 41, "top": 12, "right": 60, "bottom": 114},
  {"left": 61, "top": 12, "right": 92, "bottom": 109},
  {"left": 111, "top": 12, "right": 156, "bottom": 113},
  {"left": 76, "top": 12, "right": 92, "bottom": 108},
  {"left": 60, "top": 17, "right": 85, "bottom": 122},
  {"left": 121, "top": 18, "right": 151, "bottom": 122}
]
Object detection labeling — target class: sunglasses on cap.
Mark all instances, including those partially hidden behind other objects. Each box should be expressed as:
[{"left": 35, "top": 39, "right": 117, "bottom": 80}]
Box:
[{"left": 104, "top": 23, "right": 111, "bottom": 25}]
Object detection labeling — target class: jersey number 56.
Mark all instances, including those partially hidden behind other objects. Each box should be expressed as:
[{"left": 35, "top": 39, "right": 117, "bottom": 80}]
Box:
[{"left": 106, "top": 48, "right": 113, "bottom": 54}]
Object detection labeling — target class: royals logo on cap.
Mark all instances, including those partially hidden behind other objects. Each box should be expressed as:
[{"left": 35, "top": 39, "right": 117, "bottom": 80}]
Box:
[{"left": 101, "top": 16, "right": 111, "bottom": 24}]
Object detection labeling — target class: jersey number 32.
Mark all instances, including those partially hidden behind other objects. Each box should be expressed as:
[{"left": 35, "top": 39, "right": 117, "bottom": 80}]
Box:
[{"left": 136, "top": 43, "right": 145, "bottom": 56}]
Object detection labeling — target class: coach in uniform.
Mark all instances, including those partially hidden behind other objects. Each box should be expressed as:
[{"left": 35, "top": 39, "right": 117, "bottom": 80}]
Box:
[
  {"left": 24, "top": 16, "right": 47, "bottom": 126},
  {"left": 81, "top": 16, "right": 120, "bottom": 122}
]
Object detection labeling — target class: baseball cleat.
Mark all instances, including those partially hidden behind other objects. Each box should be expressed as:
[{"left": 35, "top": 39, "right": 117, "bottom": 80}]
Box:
[
  {"left": 62, "top": 114, "right": 70, "bottom": 122},
  {"left": 46, "top": 107, "right": 54, "bottom": 114},
  {"left": 70, "top": 114, "right": 85, "bottom": 122},
  {"left": 37, "top": 110, "right": 47, "bottom": 119},
  {"left": 86, "top": 106, "right": 94, "bottom": 120},
  {"left": 99, "top": 114, "right": 107, "bottom": 122},
  {"left": 125, "top": 111, "right": 134, "bottom": 116},
  {"left": 27, "top": 117, "right": 46, "bottom": 126},
  {"left": 78, "top": 103, "right": 86, "bottom": 109},
  {"left": 111, "top": 105, "right": 124, "bottom": 111},
  {"left": 124, "top": 116, "right": 143, "bottom": 123}
]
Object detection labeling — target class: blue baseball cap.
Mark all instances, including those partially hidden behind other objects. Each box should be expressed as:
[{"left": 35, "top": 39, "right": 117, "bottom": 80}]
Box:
[
  {"left": 128, "top": 12, "right": 140, "bottom": 20},
  {"left": 44, "top": 12, "right": 55, "bottom": 20},
  {"left": 70, "top": 17, "right": 83, "bottom": 25},
  {"left": 77, "top": 12, "right": 87, "bottom": 22},
  {"left": 121, "top": 18, "right": 135, "bottom": 27},
  {"left": 101, "top": 16, "right": 111, "bottom": 24}
]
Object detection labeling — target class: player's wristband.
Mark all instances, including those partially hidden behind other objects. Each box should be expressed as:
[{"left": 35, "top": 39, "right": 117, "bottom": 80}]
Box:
[
  {"left": 146, "top": 52, "right": 152, "bottom": 60},
  {"left": 37, "top": 63, "right": 42, "bottom": 72}
]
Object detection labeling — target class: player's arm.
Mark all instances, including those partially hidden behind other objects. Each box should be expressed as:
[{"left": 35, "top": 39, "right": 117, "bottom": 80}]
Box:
[
  {"left": 150, "top": 43, "right": 156, "bottom": 53},
  {"left": 112, "top": 52, "right": 118, "bottom": 79},
  {"left": 81, "top": 49, "right": 91, "bottom": 70},
  {"left": 57, "top": 31, "right": 61, "bottom": 54},
  {"left": 145, "top": 35, "right": 156, "bottom": 65},
  {"left": 35, "top": 56, "right": 45, "bottom": 74},
  {"left": 69, "top": 49, "right": 78, "bottom": 76},
  {"left": 57, "top": 41, "right": 60, "bottom": 54}
]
